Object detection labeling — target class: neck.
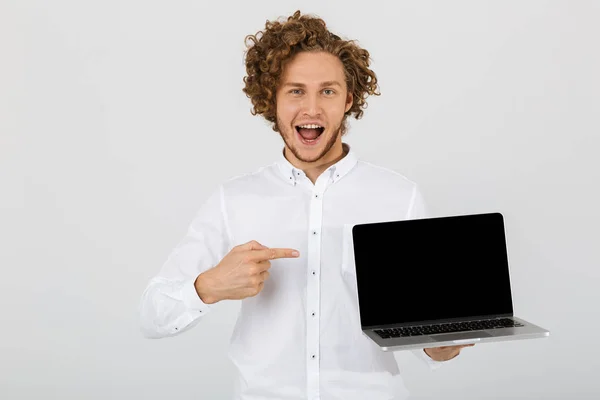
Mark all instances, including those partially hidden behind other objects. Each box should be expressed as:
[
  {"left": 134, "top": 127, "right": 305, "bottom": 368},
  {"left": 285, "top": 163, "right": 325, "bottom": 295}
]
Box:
[{"left": 284, "top": 142, "right": 347, "bottom": 184}]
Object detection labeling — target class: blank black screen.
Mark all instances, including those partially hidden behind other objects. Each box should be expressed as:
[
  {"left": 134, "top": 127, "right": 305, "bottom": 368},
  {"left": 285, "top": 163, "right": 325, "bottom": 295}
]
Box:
[{"left": 352, "top": 212, "right": 514, "bottom": 328}]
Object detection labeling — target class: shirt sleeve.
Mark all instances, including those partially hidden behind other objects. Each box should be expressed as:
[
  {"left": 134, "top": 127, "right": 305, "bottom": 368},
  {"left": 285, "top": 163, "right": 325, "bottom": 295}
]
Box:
[
  {"left": 411, "top": 348, "right": 457, "bottom": 370},
  {"left": 407, "top": 183, "right": 431, "bottom": 220},
  {"left": 139, "top": 184, "right": 233, "bottom": 338}
]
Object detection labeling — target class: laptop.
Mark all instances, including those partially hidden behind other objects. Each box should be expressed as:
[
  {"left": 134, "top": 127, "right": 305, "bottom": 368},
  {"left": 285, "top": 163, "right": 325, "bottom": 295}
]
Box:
[{"left": 350, "top": 212, "right": 550, "bottom": 351}]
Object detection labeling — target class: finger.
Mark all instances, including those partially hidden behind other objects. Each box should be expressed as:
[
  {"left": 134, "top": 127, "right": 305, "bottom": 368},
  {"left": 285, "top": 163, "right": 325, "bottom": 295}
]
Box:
[
  {"left": 255, "top": 260, "right": 271, "bottom": 271},
  {"left": 255, "top": 281, "right": 264, "bottom": 295},
  {"left": 260, "top": 270, "right": 270, "bottom": 282},
  {"left": 249, "top": 248, "right": 300, "bottom": 262},
  {"left": 239, "top": 240, "right": 268, "bottom": 251}
]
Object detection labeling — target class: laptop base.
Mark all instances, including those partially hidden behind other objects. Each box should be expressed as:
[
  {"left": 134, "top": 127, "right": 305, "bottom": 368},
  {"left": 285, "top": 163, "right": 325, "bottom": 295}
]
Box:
[{"left": 363, "top": 316, "right": 549, "bottom": 352}]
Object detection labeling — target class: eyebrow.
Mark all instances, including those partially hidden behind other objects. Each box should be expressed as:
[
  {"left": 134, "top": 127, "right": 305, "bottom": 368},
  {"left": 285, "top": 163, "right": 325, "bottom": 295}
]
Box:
[{"left": 282, "top": 81, "right": 343, "bottom": 88}]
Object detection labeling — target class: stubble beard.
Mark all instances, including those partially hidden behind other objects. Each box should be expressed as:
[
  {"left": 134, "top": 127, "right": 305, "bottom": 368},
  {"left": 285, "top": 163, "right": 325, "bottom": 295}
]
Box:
[{"left": 276, "top": 117, "right": 344, "bottom": 164}]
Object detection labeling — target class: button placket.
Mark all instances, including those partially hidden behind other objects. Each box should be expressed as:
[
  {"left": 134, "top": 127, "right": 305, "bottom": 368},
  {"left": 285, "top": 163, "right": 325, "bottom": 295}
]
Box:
[{"left": 306, "top": 176, "right": 328, "bottom": 399}]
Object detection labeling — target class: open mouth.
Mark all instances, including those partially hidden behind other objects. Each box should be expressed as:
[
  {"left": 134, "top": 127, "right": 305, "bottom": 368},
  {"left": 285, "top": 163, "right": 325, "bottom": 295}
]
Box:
[{"left": 295, "top": 124, "right": 325, "bottom": 145}]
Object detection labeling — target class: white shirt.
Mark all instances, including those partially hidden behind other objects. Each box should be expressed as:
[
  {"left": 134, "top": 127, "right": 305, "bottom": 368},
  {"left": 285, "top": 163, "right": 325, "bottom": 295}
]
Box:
[{"left": 139, "top": 143, "right": 449, "bottom": 400}]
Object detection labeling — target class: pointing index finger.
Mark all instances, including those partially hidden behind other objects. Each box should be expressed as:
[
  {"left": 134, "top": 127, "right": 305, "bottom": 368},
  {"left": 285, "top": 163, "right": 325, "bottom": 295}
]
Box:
[{"left": 252, "top": 248, "right": 300, "bottom": 261}]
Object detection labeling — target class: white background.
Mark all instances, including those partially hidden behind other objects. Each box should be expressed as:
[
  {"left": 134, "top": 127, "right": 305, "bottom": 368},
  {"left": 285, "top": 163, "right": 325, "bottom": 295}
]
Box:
[{"left": 1, "top": 1, "right": 599, "bottom": 399}]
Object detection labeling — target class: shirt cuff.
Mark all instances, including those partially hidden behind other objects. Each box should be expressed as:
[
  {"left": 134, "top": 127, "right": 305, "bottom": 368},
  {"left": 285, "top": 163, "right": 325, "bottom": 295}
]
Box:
[
  {"left": 181, "top": 278, "right": 212, "bottom": 313},
  {"left": 413, "top": 348, "right": 452, "bottom": 370}
]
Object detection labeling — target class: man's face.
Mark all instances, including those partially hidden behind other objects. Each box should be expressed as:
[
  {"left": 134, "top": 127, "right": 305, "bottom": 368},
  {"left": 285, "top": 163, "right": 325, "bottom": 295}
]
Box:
[{"left": 275, "top": 51, "right": 353, "bottom": 164}]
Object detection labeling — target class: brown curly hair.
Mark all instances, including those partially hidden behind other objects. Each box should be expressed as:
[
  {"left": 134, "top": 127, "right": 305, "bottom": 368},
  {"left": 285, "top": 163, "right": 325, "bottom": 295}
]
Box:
[{"left": 242, "top": 10, "right": 380, "bottom": 135}]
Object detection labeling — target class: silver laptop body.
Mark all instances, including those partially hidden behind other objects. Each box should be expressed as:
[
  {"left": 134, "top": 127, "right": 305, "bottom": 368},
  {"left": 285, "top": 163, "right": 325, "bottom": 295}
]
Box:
[{"left": 351, "top": 212, "right": 550, "bottom": 352}]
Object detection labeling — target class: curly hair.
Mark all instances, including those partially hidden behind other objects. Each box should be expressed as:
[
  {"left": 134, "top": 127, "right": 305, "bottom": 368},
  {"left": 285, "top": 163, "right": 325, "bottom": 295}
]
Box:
[{"left": 242, "top": 10, "right": 380, "bottom": 135}]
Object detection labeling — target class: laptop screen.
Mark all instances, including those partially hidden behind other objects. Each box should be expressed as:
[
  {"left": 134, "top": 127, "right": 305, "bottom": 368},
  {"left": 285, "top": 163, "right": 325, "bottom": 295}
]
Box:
[{"left": 351, "top": 212, "right": 514, "bottom": 328}]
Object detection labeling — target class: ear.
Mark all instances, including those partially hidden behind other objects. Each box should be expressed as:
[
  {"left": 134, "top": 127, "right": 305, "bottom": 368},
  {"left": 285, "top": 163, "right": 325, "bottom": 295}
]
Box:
[{"left": 344, "top": 91, "right": 353, "bottom": 114}]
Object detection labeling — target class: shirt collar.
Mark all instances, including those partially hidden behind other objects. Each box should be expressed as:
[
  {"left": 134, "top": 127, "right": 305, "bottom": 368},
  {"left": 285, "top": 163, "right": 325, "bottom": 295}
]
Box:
[{"left": 276, "top": 142, "right": 358, "bottom": 186}]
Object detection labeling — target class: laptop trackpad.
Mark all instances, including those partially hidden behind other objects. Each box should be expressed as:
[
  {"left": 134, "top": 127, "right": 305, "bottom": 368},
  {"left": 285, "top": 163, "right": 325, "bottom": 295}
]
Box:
[{"left": 432, "top": 331, "right": 492, "bottom": 341}]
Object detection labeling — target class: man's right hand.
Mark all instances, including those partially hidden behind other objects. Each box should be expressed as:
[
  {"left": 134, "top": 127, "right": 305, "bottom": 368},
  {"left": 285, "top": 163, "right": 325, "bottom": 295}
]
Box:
[{"left": 194, "top": 240, "right": 300, "bottom": 304}]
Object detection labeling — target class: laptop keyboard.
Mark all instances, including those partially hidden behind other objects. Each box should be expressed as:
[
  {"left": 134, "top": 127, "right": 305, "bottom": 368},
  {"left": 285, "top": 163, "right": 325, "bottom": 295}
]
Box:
[{"left": 374, "top": 318, "right": 524, "bottom": 339}]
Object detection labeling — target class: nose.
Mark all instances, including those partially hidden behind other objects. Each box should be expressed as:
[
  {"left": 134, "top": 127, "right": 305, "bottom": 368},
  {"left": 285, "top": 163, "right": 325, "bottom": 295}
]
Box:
[{"left": 302, "top": 93, "right": 323, "bottom": 117}]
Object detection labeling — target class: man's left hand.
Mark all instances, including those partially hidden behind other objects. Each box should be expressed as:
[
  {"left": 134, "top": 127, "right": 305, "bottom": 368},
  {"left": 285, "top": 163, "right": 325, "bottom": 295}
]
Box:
[{"left": 423, "top": 344, "right": 475, "bottom": 361}]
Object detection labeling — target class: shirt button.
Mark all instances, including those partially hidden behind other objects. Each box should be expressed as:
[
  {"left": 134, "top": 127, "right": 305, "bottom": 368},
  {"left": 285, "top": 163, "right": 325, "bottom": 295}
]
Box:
[
  {"left": 314, "top": 194, "right": 319, "bottom": 198},
  {"left": 312, "top": 271, "right": 316, "bottom": 275},
  {"left": 312, "top": 231, "right": 317, "bottom": 235},
  {"left": 312, "top": 312, "right": 315, "bottom": 317},
  {"left": 311, "top": 355, "right": 316, "bottom": 359}
]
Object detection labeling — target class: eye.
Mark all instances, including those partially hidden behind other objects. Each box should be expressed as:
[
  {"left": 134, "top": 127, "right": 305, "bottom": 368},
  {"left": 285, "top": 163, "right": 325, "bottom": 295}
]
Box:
[
  {"left": 323, "top": 89, "right": 335, "bottom": 95},
  {"left": 290, "top": 89, "right": 303, "bottom": 95}
]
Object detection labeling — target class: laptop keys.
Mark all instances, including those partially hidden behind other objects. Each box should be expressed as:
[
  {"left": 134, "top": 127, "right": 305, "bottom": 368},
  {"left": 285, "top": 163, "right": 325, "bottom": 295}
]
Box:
[{"left": 374, "top": 318, "right": 525, "bottom": 339}]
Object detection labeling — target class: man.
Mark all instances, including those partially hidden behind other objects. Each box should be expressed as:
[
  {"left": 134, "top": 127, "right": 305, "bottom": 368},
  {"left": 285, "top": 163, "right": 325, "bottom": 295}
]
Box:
[{"left": 140, "top": 10, "right": 472, "bottom": 400}]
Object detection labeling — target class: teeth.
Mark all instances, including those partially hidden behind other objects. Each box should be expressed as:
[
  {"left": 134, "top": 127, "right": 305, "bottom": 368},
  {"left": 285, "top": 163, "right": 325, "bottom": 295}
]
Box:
[{"left": 298, "top": 124, "right": 323, "bottom": 129}]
